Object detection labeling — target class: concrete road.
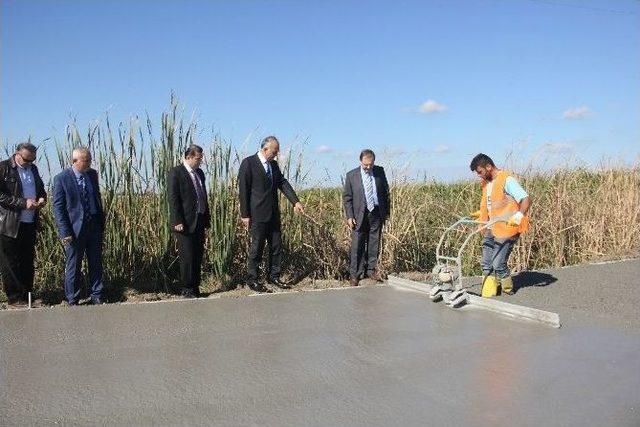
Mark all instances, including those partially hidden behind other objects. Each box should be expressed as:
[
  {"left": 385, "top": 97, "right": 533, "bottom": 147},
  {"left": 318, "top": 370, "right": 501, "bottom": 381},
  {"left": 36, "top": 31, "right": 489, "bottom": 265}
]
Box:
[{"left": 1, "top": 286, "right": 639, "bottom": 426}]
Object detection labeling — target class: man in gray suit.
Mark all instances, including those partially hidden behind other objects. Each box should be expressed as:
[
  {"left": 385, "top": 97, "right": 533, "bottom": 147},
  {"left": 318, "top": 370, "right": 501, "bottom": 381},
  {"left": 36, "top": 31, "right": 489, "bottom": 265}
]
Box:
[{"left": 342, "top": 149, "right": 390, "bottom": 286}]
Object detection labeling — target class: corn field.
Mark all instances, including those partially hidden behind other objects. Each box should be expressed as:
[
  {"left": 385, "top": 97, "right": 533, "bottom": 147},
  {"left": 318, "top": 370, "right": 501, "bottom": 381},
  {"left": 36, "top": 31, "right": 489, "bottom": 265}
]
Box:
[{"left": 2, "top": 97, "right": 639, "bottom": 303}]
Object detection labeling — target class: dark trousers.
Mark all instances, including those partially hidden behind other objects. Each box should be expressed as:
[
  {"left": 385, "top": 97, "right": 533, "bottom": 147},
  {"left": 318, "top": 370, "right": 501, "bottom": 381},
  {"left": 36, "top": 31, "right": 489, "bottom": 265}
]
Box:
[
  {"left": 176, "top": 215, "right": 206, "bottom": 294},
  {"left": 350, "top": 207, "right": 382, "bottom": 279},
  {"left": 0, "top": 222, "right": 37, "bottom": 301},
  {"left": 64, "top": 218, "right": 104, "bottom": 304},
  {"left": 248, "top": 218, "right": 282, "bottom": 281}
]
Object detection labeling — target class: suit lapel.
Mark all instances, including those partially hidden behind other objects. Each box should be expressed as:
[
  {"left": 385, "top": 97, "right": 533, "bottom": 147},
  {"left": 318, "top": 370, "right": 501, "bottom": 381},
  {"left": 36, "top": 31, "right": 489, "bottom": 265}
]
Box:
[
  {"left": 89, "top": 169, "right": 103, "bottom": 212},
  {"left": 196, "top": 169, "right": 208, "bottom": 209},
  {"left": 197, "top": 169, "right": 206, "bottom": 192},
  {"left": 353, "top": 168, "right": 365, "bottom": 199},
  {"left": 66, "top": 168, "right": 81, "bottom": 201},
  {"left": 372, "top": 167, "right": 381, "bottom": 195},
  {"left": 253, "top": 154, "right": 271, "bottom": 188},
  {"left": 180, "top": 164, "right": 198, "bottom": 198}
]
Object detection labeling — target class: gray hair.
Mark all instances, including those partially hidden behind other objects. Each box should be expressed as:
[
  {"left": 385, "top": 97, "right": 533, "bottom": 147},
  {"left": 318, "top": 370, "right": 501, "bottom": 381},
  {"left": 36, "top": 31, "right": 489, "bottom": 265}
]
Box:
[
  {"left": 72, "top": 147, "right": 92, "bottom": 162},
  {"left": 16, "top": 142, "right": 37, "bottom": 154},
  {"left": 261, "top": 136, "right": 279, "bottom": 149}
]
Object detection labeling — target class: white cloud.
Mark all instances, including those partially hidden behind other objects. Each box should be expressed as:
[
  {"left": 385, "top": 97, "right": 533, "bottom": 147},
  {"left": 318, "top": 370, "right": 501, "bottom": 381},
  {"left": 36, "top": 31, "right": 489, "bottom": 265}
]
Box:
[
  {"left": 433, "top": 144, "right": 451, "bottom": 154},
  {"left": 418, "top": 99, "right": 448, "bottom": 114},
  {"left": 316, "top": 145, "right": 333, "bottom": 154},
  {"left": 562, "top": 106, "right": 592, "bottom": 120}
]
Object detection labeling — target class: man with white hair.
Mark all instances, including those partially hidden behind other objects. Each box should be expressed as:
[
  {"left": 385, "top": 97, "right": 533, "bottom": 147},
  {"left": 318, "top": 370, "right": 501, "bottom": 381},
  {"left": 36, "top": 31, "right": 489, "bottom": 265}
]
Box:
[
  {"left": 238, "top": 136, "right": 305, "bottom": 292},
  {"left": 53, "top": 147, "right": 105, "bottom": 305}
]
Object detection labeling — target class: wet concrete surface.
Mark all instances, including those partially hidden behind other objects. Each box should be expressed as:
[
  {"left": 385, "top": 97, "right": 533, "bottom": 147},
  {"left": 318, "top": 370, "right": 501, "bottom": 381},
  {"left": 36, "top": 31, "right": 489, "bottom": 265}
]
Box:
[
  {"left": 463, "top": 258, "right": 640, "bottom": 330},
  {"left": 1, "top": 286, "right": 639, "bottom": 426}
]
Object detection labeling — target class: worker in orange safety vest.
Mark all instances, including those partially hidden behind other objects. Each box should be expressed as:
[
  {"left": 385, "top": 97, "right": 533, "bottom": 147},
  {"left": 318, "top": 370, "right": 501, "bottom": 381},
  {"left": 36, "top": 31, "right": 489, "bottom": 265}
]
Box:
[{"left": 469, "top": 153, "right": 531, "bottom": 297}]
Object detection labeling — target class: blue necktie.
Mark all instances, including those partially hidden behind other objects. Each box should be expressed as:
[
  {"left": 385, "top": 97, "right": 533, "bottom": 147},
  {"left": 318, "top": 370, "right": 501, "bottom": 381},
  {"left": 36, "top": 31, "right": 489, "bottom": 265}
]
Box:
[
  {"left": 364, "top": 172, "right": 375, "bottom": 211},
  {"left": 265, "top": 162, "right": 272, "bottom": 185},
  {"left": 78, "top": 175, "right": 91, "bottom": 215}
]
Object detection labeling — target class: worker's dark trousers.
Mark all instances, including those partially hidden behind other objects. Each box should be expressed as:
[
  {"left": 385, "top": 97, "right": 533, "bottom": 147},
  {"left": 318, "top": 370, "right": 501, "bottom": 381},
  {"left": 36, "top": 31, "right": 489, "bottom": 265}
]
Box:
[
  {"left": 481, "top": 230, "right": 518, "bottom": 278},
  {"left": 0, "top": 222, "right": 37, "bottom": 301}
]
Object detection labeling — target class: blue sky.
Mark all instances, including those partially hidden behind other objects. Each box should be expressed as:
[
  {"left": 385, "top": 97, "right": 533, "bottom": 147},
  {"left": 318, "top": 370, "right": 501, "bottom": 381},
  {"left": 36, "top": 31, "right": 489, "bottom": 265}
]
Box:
[{"left": 2, "top": 0, "right": 639, "bottom": 184}]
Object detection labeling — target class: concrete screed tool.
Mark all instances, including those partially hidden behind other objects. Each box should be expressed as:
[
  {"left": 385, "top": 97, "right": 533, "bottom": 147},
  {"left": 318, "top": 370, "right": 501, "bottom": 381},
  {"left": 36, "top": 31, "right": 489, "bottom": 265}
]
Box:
[{"left": 429, "top": 213, "right": 513, "bottom": 308}]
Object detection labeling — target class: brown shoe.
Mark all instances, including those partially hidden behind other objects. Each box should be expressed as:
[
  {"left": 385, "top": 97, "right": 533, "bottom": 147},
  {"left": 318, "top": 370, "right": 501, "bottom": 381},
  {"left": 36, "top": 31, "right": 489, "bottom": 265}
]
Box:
[
  {"left": 368, "top": 271, "right": 384, "bottom": 282},
  {"left": 350, "top": 278, "right": 359, "bottom": 286}
]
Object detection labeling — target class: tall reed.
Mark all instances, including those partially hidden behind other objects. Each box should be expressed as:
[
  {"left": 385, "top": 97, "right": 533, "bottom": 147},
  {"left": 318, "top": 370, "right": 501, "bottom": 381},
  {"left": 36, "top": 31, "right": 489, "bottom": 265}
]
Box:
[{"left": 1, "top": 97, "right": 638, "bottom": 302}]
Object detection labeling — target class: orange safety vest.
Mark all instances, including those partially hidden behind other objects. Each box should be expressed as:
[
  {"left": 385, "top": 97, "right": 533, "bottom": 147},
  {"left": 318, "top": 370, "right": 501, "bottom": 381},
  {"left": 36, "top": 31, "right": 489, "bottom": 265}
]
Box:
[{"left": 479, "top": 170, "right": 529, "bottom": 238}]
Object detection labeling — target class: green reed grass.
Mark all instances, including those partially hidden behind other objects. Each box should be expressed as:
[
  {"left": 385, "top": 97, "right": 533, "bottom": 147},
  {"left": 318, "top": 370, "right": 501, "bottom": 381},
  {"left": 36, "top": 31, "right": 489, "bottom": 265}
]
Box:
[{"left": 1, "top": 96, "right": 638, "bottom": 303}]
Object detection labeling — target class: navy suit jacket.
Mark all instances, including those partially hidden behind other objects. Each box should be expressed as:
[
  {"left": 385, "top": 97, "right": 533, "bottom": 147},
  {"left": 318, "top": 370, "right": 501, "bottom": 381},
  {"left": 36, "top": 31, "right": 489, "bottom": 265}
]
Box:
[{"left": 53, "top": 167, "right": 104, "bottom": 238}]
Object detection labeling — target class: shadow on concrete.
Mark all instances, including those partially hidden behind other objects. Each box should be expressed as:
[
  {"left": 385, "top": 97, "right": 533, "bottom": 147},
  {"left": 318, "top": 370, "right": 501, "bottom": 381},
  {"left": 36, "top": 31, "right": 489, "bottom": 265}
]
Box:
[{"left": 514, "top": 271, "right": 557, "bottom": 291}]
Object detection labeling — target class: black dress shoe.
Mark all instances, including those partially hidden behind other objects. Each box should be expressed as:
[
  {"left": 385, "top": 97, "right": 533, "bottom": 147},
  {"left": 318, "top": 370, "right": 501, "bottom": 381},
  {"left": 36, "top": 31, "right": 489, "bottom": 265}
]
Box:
[
  {"left": 247, "top": 281, "right": 269, "bottom": 293},
  {"left": 181, "top": 288, "right": 196, "bottom": 299},
  {"left": 266, "top": 277, "right": 291, "bottom": 289}
]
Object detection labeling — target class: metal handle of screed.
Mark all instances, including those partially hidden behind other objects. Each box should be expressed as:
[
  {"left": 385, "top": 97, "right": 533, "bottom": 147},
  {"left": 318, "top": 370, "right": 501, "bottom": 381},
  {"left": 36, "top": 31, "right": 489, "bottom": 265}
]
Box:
[{"left": 435, "top": 212, "right": 517, "bottom": 291}]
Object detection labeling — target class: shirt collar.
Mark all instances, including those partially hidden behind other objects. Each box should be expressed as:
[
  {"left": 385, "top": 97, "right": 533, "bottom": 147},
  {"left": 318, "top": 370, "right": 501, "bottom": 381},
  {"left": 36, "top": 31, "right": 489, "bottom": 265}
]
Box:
[
  {"left": 72, "top": 166, "right": 84, "bottom": 178},
  {"left": 360, "top": 166, "right": 372, "bottom": 175},
  {"left": 257, "top": 151, "right": 269, "bottom": 165},
  {"left": 183, "top": 161, "right": 195, "bottom": 174}
]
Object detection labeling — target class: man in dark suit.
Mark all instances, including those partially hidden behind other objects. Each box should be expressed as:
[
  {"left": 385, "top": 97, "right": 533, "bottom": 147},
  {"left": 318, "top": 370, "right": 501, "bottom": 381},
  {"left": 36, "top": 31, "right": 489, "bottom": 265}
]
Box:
[
  {"left": 53, "top": 147, "right": 105, "bottom": 305},
  {"left": 342, "top": 149, "right": 390, "bottom": 286},
  {"left": 238, "top": 136, "right": 304, "bottom": 292},
  {"left": 168, "top": 144, "right": 211, "bottom": 298},
  {"left": 0, "top": 142, "right": 47, "bottom": 306}
]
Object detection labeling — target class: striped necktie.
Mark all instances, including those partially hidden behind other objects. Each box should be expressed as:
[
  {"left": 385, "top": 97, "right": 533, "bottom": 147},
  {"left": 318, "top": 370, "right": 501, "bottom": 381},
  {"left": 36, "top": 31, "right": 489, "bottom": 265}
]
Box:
[
  {"left": 364, "top": 171, "right": 375, "bottom": 211},
  {"left": 191, "top": 171, "right": 206, "bottom": 213}
]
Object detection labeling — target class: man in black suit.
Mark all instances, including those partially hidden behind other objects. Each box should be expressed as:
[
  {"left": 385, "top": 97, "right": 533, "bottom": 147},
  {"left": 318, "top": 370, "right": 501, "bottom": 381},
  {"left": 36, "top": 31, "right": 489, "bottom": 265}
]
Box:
[
  {"left": 0, "top": 142, "right": 47, "bottom": 306},
  {"left": 342, "top": 149, "right": 390, "bottom": 286},
  {"left": 238, "top": 136, "right": 304, "bottom": 292},
  {"left": 168, "top": 144, "right": 211, "bottom": 298}
]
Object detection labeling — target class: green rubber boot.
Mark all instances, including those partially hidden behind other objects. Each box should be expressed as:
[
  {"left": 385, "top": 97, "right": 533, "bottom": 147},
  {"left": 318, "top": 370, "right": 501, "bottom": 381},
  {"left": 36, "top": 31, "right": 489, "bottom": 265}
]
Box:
[{"left": 501, "top": 275, "right": 514, "bottom": 295}]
